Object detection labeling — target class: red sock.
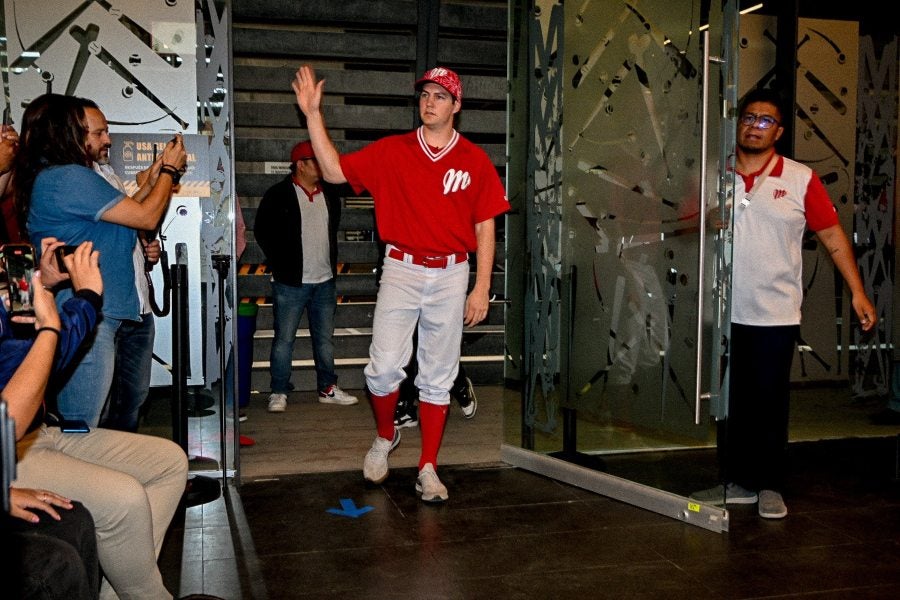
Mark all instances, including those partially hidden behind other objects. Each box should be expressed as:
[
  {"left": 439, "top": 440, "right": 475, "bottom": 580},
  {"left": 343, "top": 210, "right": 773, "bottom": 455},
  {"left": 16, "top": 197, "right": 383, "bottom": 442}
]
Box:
[
  {"left": 369, "top": 389, "right": 399, "bottom": 440},
  {"left": 418, "top": 401, "right": 449, "bottom": 470}
]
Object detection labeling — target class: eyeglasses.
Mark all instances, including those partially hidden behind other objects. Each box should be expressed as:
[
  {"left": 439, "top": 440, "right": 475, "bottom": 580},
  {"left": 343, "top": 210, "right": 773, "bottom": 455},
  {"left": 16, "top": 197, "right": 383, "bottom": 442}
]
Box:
[{"left": 740, "top": 113, "right": 780, "bottom": 129}]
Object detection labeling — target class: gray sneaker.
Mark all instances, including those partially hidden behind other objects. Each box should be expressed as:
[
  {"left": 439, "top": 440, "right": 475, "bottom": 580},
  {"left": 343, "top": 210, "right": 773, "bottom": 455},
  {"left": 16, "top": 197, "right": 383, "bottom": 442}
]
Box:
[
  {"left": 267, "top": 393, "right": 287, "bottom": 413},
  {"left": 362, "top": 429, "right": 401, "bottom": 484},
  {"left": 758, "top": 489, "right": 787, "bottom": 519},
  {"left": 689, "top": 482, "right": 758, "bottom": 506},
  {"left": 415, "top": 463, "right": 448, "bottom": 503}
]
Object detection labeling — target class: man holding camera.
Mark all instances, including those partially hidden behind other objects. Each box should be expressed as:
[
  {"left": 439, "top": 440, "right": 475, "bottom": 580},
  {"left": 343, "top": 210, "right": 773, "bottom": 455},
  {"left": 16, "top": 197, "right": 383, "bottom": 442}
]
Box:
[
  {"left": 82, "top": 103, "right": 171, "bottom": 432},
  {"left": 19, "top": 94, "right": 186, "bottom": 428}
]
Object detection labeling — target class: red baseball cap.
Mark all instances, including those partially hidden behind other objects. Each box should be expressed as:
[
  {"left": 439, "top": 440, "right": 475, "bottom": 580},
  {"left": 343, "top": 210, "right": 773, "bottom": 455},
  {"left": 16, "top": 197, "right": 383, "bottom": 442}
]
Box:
[
  {"left": 290, "top": 141, "right": 315, "bottom": 163},
  {"left": 414, "top": 67, "right": 462, "bottom": 102}
]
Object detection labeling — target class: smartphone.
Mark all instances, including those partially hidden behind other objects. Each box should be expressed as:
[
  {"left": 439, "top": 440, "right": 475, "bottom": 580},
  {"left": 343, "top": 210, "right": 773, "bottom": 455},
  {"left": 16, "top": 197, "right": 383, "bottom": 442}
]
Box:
[
  {"left": 0, "top": 243, "right": 37, "bottom": 317},
  {"left": 54, "top": 244, "right": 78, "bottom": 274},
  {"left": 59, "top": 419, "right": 91, "bottom": 434},
  {"left": 1, "top": 400, "right": 16, "bottom": 513}
]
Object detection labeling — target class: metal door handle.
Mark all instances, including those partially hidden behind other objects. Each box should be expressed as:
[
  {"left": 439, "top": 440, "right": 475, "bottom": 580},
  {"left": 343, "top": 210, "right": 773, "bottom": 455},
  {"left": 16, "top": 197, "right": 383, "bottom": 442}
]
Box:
[{"left": 694, "top": 30, "right": 713, "bottom": 425}]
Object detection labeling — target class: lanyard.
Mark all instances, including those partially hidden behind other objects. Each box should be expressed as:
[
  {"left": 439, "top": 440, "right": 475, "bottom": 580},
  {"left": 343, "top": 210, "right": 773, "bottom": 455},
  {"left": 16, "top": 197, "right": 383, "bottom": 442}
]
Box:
[{"left": 740, "top": 152, "right": 778, "bottom": 208}]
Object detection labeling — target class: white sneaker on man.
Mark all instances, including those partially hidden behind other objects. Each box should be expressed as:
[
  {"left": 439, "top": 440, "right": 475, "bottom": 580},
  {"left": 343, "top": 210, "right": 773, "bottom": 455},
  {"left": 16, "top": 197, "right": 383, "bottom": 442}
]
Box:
[
  {"left": 267, "top": 393, "right": 287, "bottom": 413},
  {"left": 416, "top": 463, "right": 448, "bottom": 503},
  {"left": 363, "top": 429, "right": 401, "bottom": 484},
  {"left": 319, "top": 384, "right": 358, "bottom": 405}
]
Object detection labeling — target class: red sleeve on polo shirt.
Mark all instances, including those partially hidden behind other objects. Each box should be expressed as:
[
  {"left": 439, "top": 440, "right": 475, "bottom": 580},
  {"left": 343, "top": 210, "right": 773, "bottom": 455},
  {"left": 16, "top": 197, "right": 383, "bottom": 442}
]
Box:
[{"left": 804, "top": 172, "right": 839, "bottom": 232}]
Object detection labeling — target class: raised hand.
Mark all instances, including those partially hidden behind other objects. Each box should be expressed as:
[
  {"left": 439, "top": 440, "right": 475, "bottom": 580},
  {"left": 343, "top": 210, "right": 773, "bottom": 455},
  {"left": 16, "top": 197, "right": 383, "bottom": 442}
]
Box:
[{"left": 292, "top": 65, "right": 325, "bottom": 117}]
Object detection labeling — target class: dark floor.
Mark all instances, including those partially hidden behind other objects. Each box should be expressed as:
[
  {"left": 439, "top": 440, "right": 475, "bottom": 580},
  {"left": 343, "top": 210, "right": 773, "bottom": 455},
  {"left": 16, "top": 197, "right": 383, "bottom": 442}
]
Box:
[{"left": 163, "top": 434, "right": 900, "bottom": 599}]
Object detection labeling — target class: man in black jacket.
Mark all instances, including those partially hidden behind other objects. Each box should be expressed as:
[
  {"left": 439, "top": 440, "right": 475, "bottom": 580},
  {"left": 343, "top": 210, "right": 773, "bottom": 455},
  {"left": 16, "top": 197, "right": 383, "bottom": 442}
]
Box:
[{"left": 255, "top": 141, "right": 357, "bottom": 412}]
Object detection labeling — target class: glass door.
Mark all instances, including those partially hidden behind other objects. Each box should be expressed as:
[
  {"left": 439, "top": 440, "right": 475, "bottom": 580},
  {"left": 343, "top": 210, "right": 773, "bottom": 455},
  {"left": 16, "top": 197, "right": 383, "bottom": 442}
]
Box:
[{"left": 504, "top": 0, "right": 739, "bottom": 532}]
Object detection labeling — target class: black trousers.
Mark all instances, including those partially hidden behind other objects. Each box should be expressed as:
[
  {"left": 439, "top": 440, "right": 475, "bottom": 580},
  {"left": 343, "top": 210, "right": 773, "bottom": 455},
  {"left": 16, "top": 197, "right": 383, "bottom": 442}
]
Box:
[
  {"left": 2, "top": 500, "right": 99, "bottom": 600},
  {"left": 719, "top": 323, "right": 798, "bottom": 492}
]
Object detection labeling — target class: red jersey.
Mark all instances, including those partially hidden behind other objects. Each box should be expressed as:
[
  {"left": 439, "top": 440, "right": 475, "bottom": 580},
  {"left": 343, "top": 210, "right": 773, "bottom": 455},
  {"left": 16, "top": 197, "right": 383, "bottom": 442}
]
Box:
[{"left": 341, "top": 127, "right": 509, "bottom": 256}]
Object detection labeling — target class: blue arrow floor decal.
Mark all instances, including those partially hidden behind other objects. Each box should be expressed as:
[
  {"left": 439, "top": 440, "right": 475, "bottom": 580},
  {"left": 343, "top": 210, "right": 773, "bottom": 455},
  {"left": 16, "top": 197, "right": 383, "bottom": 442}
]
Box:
[{"left": 326, "top": 498, "right": 374, "bottom": 518}]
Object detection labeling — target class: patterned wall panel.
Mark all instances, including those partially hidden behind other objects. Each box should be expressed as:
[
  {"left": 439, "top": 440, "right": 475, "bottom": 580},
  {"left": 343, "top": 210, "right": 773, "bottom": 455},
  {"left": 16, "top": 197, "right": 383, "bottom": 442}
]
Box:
[
  {"left": 853, "top": 35, "right": 896, "bottom": 395},
  {"left": 520, "top": 0, "right": 565, "bottom": 435},
  {"left": 794, "top": 18, "right": 859, "bottom": 383},
  {"left": 2, "top": 0, "right": 197, "bottom": 132},
  {"left": 739, "top": 15, "right": 893, "bottom": 394}
]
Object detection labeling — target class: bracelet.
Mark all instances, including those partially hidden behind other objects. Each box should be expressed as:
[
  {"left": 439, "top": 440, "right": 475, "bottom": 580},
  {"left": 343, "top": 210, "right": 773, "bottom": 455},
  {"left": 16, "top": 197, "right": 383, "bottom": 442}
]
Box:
[
  {"left": 159, "top": 166, "right": 180, "bottom": 178},
  {"left": 36, "top": 326, "right": 61, "bottom": 338}
]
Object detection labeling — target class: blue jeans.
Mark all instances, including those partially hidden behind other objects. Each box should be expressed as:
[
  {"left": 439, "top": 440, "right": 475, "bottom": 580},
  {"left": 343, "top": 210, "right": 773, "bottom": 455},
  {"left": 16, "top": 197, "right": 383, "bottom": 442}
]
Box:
[
  {"left": 269, "top": 279, "right": 337, "bottom": 394},
  {"left": 101, "top": 313, "right": 155, "bottom": 432},
  {"left": 54, "top": 314, "right": 122, "bottom": 428}
]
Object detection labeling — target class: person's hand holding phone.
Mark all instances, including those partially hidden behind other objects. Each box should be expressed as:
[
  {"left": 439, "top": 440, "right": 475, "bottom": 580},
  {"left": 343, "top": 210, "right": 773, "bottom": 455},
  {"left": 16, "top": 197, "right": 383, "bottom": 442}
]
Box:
[
  {"left": 61, "top": 241, "right": 102, "bottom": 297},
  {"left": 27, "top": 270, "right": 60, "bottom": 331},
  {"left": 39, "top": 237, "right": 70, "bottom": 289}
]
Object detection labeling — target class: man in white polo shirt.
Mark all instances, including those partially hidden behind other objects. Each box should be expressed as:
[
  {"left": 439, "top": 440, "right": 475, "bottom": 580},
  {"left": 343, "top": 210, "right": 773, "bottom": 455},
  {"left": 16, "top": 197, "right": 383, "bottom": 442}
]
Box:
[
  {"left": 691, "top": 88, "right": 877, "bottom": 519},
  {"left": 255, "top": 140, "right": 358, "bottom": 413}
]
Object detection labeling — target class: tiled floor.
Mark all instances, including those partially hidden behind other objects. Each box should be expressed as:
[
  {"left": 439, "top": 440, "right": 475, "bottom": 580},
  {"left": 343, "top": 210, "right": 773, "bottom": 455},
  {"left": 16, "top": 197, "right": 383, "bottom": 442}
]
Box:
[{"left": 153, "top": 385, "right": 900, "bottom": 599}]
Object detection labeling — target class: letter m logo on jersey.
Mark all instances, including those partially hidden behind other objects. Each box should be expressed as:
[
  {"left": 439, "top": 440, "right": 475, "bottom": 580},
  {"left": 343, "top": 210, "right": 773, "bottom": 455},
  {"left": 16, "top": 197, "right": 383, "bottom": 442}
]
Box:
[{"left": 442, "top": 169, "right": 471, "bottom": 195}]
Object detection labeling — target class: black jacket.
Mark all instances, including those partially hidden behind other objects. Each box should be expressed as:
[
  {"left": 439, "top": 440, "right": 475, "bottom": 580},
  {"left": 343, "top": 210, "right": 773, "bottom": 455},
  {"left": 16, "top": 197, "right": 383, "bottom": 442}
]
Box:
[{"left": 254, "top": 175, "right": 341, "bottom": 286}]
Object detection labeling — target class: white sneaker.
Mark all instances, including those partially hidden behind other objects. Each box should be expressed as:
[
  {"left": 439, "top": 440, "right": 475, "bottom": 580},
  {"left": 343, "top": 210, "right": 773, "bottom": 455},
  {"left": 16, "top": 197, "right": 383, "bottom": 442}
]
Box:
[
  {"left": 319, "top": 384, "right": 359, "bottom": 405},
  {"left": 416, "top": 463, "right": 448, "bottom": 503},
  {"left": 267, "top": 393, "right": 287, "bottom": 413},
  {"left": 363, "top": 429, "right": 401, "bottom": 484}
]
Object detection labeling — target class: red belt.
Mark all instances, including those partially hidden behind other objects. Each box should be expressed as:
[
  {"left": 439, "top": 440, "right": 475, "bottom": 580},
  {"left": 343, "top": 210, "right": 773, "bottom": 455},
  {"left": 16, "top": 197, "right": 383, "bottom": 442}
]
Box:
[{"left": 387, "top": 247, "right": 468, "bottom": 269}]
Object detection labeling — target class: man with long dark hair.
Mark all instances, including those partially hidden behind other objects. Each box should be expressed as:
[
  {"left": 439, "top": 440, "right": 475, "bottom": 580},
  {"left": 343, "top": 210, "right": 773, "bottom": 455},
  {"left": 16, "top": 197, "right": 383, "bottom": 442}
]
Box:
[{"left": 14, "top": 93, "right": 186, "bottom": 428}]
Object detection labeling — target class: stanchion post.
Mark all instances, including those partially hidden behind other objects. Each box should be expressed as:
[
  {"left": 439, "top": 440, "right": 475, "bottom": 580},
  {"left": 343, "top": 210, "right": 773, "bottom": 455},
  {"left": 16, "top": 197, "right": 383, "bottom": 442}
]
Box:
[
  {"left": 172, "top": 245, "right": 221, "bottom": 506},
  {"left": 212, "top": 254, "right": 231, "bottom": 487},
  {"left": 170, "top": 261, "right": 188, "bottom": 452}
]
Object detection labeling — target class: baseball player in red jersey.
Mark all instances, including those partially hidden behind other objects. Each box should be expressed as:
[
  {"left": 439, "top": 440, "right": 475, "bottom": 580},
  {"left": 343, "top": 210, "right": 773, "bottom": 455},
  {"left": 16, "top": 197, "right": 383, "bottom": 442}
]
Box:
[{"left": 293, "top": 64, "right": 509, "bottom": 502}]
